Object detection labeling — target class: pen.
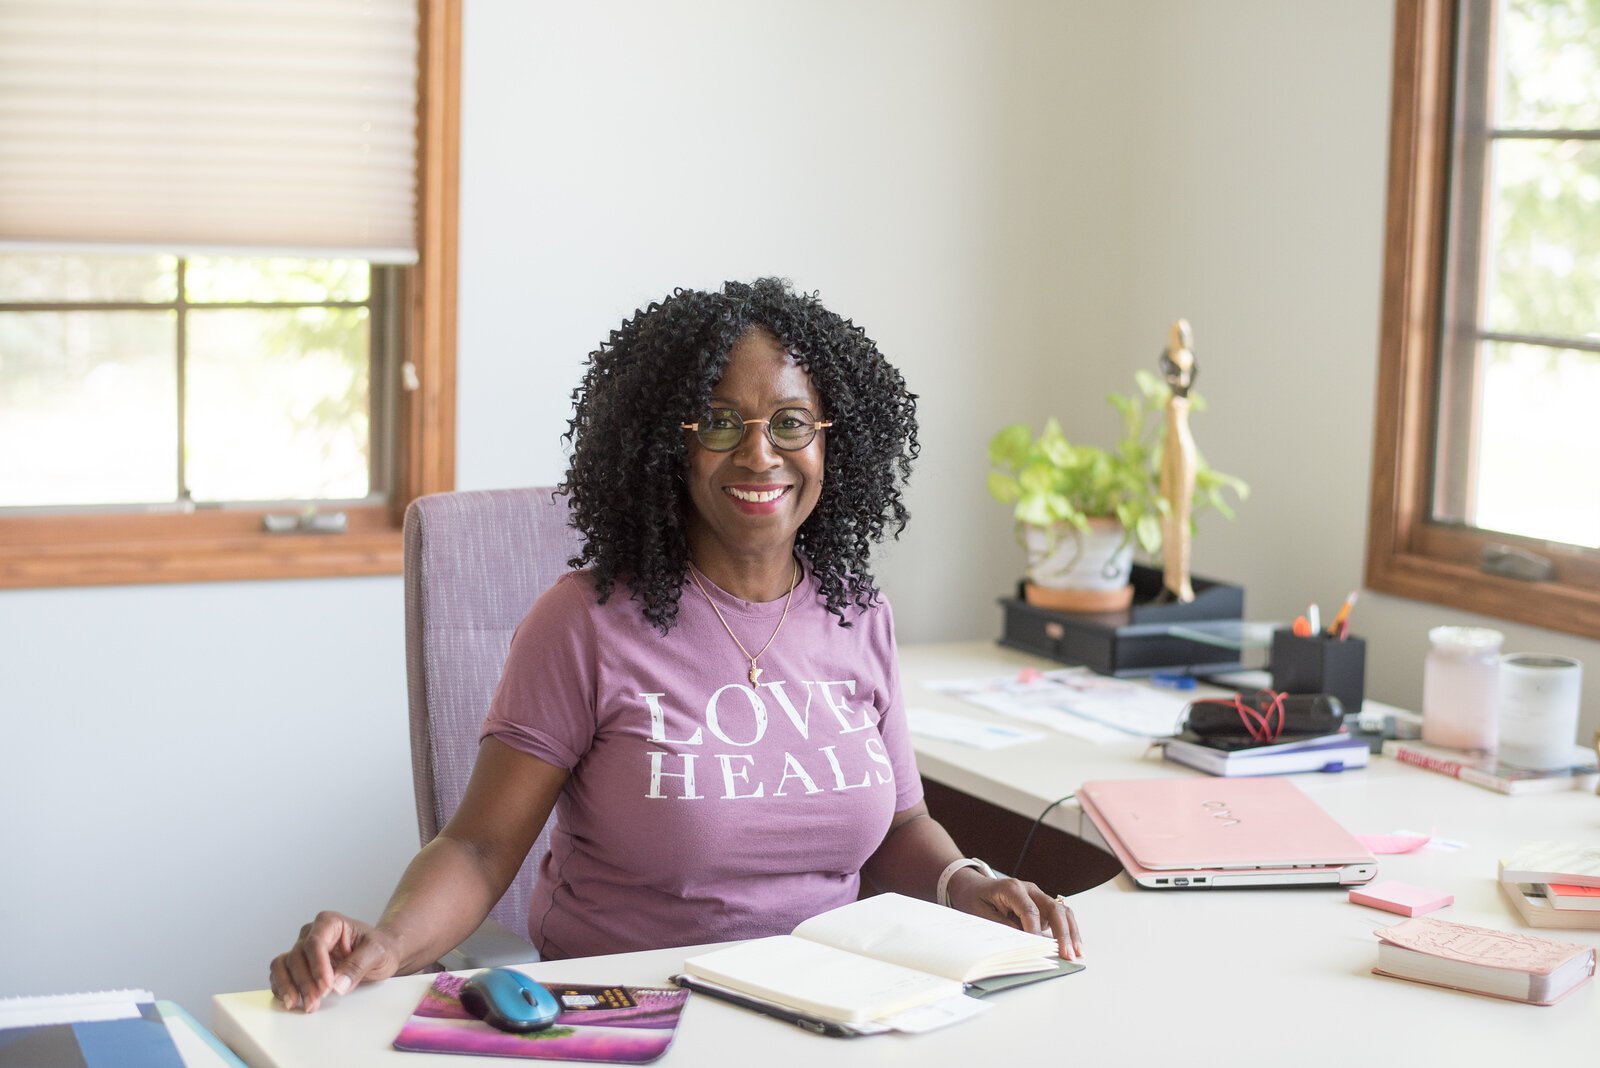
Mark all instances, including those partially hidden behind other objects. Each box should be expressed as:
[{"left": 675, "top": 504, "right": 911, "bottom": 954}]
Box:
[
  {"left": 669, "top": 974, "right": 866, "bottom": 1039},
  {"left": 1326, "top": 589, "right": 1359, "bottom": 639},
  {"left": 1307, "top": 603, "right": 1320, "bottom": 635}
]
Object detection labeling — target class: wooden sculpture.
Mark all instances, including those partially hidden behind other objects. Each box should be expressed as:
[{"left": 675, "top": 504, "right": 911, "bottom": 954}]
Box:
[{"left": 1159, "top": 319, "right": 1197, "bottom": 603}]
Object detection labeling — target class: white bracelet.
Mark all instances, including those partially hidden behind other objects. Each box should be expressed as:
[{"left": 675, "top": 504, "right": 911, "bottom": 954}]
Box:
[{"left": 936, "top": 857, "right": 996, "bottom": 907}]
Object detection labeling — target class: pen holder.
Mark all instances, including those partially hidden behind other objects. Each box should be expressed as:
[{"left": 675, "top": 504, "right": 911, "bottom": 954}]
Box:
[{"left": 1270, "top": 630, "right": 1366, "bottom": 715}]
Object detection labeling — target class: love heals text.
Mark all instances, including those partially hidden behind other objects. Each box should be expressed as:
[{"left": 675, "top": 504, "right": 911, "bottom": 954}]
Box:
[{"left": 635, "top": 678, "right": 895, "bottom": 801}]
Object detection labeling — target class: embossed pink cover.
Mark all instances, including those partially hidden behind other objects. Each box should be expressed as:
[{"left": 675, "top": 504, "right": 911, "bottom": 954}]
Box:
[
  {"left": 1376, "top": 917, "right": 1591, "bottom": 975},
  {"left": 1375, "top": 916, "right": 1596, "bottom": 1004}
]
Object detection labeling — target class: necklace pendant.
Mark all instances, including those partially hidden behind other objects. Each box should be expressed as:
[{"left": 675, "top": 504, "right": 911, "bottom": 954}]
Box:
[{"left": 748, "top": 664, "right": 763, "bottom": 686}]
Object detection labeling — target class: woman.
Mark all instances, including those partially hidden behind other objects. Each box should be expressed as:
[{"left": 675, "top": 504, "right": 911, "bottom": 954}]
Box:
[{"left": 271, "top": 278, "right": 1080, "bottom": 1012}]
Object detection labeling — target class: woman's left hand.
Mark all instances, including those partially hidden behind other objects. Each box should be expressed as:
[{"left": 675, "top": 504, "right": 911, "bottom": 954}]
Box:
[{"left": 946, "top": 871, "right": 1083, "bottom": 961}]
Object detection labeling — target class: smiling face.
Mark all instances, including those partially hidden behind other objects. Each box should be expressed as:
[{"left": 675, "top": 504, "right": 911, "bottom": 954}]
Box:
[{"left": 683, "top": 328, "right": 826, "bottom": 585}]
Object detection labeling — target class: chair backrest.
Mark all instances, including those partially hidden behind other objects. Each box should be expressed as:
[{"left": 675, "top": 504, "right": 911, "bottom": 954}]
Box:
[{"left": 403, "top": 487, "right": 584, "bottom": 938}]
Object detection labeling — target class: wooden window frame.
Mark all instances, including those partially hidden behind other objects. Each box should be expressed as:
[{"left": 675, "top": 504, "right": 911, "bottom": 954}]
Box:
[
  {"left": 1367, "top": 0, "right": 1600, "bottom": 640},
  {"left": 0, "top": 0, "right": 459, "bottom": 589}
]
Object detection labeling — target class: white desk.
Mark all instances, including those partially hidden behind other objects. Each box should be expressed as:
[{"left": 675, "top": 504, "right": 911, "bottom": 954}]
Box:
[{"left": 215, "top": 642, "right": 1600, "bottom": 1065}]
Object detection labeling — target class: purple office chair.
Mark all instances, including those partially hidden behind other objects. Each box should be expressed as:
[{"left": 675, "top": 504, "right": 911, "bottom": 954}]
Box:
[{"left": 403, "top": 487, "right": 583, "bottom": 967}]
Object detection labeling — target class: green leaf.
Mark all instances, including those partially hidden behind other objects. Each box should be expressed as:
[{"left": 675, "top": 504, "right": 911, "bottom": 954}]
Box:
[
  {"left": 1135, "top": 513, "right": 1163, "bottom": 556},
  {"left": 1018, "top": 461, "right": 1057, "bottom": 495},
  {"left": 988, "top": 423, "right": 1032, "bottom": 467},
  {"left": 1040, "top": 434, "right": 1074, "bottom": 468},
  {"left": 1016, "top": 496, "right": 1054, "bottom": 527},
  {"left": 987, "top": 471, "right": 1020, "bottom": 504}
]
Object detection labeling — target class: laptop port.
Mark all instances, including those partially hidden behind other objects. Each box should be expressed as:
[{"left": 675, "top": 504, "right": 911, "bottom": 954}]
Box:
[{"left": 1173, "top": 877, "right": 1190, "bottom": 886}]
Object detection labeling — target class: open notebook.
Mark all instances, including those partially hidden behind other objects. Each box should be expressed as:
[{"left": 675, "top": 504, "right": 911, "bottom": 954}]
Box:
[{"left": 677, "top": 892, "right": 1077, "bottom": 1032}]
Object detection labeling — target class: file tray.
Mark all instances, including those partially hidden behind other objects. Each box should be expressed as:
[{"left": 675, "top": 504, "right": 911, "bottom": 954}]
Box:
[{"left": 999, "top": 565, "right": 1244, "bottom": 677}]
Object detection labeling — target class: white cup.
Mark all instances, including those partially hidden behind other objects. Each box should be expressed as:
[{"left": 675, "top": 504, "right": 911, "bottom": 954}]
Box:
[{"left": 1497, "top": 654, "right": 1583, "bottom": 769}]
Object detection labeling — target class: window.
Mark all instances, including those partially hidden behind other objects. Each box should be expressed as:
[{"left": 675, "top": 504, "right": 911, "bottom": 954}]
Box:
[
  {"left": 1, "top": 255, "right": 396, "bottom": 510},
  {"left": 1367, "top": 0, "right": 1600, "bottom": 638},
  {"left": 0, "top": 1, "right": 460, "bottom": 588}
]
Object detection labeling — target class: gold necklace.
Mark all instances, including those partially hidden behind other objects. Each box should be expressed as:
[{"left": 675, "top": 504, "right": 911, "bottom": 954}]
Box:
[{"left": 687, "top": 557, "right": 801, "bottom": 686}]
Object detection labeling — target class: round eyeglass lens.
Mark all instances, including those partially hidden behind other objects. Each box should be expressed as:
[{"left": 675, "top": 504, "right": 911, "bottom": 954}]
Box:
[
  {"left": 696, "top": 409, "right": 745, "bottom": 451},
  {"left": 769, "top": 408, "right": 818, "bottom": 449}
]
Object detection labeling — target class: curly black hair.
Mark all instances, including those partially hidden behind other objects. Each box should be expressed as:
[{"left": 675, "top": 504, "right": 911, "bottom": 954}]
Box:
[{"left": 558, "top": 277, "right": 919, "bottom": 632}]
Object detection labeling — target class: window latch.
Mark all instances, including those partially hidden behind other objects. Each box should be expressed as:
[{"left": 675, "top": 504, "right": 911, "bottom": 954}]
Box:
[
  {"left": 262, "top": 510, "right": 348, "bottom": 535},
  {"left": 1481, "top": 544, "right": 1553, "bottom": 582}
]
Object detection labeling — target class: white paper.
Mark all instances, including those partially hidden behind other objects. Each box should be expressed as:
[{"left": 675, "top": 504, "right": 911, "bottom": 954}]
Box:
[
  {"left": 0, "top": 989, "right": 154, "bottom": 1029},
  {"left": 906, "top": 707, "right": 1045, "bottom": 749},
  {"left": 883, "top": 991, "right": 992, "bottom": 1033},
  {"left": 928, "top": 668, "right": 1201, "bottom": 740},
  {"left": 1392, "top": 828, "right": 1468, "bottom": 852}
]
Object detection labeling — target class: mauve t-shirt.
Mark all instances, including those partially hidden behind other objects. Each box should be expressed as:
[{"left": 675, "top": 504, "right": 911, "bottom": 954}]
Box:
[{"left": 480, "top": 564, "right": 923, "bottom": 959}]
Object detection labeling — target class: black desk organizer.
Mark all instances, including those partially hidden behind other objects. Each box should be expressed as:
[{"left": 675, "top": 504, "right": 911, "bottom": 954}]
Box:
[{"left": 999, "top": 564, "right": 1245, "bottom": 677}]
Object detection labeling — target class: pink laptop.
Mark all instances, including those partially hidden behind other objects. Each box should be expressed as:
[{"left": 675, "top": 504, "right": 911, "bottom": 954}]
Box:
[{"left": 1078, "top": 777, "right": 1378, "bottom": 889}]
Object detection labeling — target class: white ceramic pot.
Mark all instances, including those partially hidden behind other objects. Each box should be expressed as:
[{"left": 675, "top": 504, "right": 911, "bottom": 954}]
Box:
[
  {"left": 1022, "top": 517, "right": 1134, "bottom": 591},
  {"left": 1497, "top": 654, "right": 1583, "bottom": 769}
]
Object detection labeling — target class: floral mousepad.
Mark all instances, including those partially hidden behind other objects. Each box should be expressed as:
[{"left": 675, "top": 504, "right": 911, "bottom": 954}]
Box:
[{"left": 393, "top": 973, "right": 689, "bottom": 1063}]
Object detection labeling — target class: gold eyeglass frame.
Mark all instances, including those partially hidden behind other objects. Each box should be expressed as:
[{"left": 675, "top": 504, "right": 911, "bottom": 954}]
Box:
[{"left": 679, "top": 407, "right": 833, "bottom": 452}]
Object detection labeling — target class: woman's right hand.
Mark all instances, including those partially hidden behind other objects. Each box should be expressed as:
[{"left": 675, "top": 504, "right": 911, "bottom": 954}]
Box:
[
  {"left": 267, "top": 741, "right": 568, "bottom": 1013},
  {"left": 269, "top": 911, "right": 403, "bottom": 1012}
]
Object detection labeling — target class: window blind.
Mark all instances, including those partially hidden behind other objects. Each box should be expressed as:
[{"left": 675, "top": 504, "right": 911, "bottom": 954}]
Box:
[{"left": 0, "top": 0, "right": 420, "bottom": 263}]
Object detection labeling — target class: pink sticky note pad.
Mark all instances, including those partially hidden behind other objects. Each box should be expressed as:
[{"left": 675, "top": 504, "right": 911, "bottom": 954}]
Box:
[
  {"left": 1354, "top": 832, "right": 1432, "bottom": 854},
  {"left": 1348, "top": 881, "right": 1453, "bottom": 917}
]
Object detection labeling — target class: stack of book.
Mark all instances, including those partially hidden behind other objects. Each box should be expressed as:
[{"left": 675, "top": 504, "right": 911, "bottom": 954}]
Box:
[
  {"left": 1381, "top": 739, "right": 1600, "bottom": 796},
  {"left": 0, "top": 990, "right": 242, "bottom": 1067},
  {"left": 1160, "top": 730, "right": 1369, "bottom": 777},
  {"left": 1499, "top": 842, "right": 1600, "bottom": 931}
]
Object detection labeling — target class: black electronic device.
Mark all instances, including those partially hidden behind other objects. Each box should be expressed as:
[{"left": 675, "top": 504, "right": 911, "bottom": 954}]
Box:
[{"left": 1181, "top": 692, "right": 1345, "bottom": 742}]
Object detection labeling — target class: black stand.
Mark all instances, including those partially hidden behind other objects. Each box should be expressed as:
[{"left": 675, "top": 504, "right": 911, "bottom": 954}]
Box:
[{"left": 999, "top": 564, "right": 1245, "bottom": 677}]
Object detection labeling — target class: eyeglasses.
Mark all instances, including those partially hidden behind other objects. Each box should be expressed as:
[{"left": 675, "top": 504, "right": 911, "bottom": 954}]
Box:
[{"left": 680, "top": 407, "right": 833, "bottom": 452}]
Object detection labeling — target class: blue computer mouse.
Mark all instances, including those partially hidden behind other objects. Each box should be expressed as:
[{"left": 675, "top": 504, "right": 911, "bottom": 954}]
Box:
[{"left": 459, "top": 968, "right": 562, "bottom": 1033}]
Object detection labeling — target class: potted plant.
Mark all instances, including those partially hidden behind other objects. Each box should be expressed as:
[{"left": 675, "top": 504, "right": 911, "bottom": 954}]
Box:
[{"left": 986, "top": 370, "right": 1247, "bottom": 611}]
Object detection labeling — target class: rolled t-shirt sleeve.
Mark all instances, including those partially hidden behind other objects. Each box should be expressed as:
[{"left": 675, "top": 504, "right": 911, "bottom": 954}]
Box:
[
  {"left": 872, "top": 601, "right": 925, "bottom": 813},
  {"left": 480, "top": 573, "right": 599, "bottom": 770}
]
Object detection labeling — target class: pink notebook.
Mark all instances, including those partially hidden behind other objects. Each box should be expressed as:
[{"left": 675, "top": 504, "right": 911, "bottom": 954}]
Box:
[
  {"left": 1079, "top": 777, "right": 1377, "bottom": 889},
  {"left": 1373, "top": 917, "right": 1596, "bottom": 1005}
]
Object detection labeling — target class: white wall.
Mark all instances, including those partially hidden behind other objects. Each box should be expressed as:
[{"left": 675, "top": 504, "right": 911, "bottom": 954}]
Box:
[
  {"left": 0, "top": 578, "right": 416, "bottom": 1012},
  {"left": 3, "top": 0, "right": 1596, "bottom": 1019},
  {"left": 453, "top": 0, "right": 1133, "bottom": 635}
]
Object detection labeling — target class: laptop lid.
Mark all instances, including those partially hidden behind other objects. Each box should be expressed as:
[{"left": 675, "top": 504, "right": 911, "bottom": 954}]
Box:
[{"left": 1078, "top": 778, "right": 1377, "bottom": 889}]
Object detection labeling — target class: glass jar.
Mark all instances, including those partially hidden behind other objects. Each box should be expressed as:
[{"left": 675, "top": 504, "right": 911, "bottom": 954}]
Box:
[{"left": 1421, "top": 626, "right": 1504, "bottom": 751}]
